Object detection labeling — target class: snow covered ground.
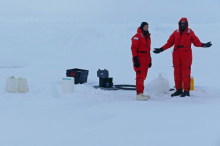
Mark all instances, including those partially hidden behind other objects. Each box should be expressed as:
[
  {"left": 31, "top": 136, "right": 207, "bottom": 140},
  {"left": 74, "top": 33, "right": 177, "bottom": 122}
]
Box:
[{"left": 0, "top": 0, "right": 220, "bottom": 146}]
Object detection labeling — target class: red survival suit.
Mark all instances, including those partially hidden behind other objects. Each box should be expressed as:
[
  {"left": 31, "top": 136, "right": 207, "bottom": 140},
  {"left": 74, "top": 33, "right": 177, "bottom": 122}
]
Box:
[
  {"left": 131, "top": 27, "right": 151, "bottom": 94},
  {"left": 161, "top": 17, "right": 203, "bottom": 91}
]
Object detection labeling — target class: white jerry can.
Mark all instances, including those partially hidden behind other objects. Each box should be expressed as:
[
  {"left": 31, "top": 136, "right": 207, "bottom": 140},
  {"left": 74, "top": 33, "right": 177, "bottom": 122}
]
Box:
[
  {"left": 17, "top": 78, "right": 29, "bottom": 93},
  {"left": 5, "top": 76, "right": 18, "bottom": 93},
  {"left": 62, "top": 77, "right": 74, "bottom": 93}
]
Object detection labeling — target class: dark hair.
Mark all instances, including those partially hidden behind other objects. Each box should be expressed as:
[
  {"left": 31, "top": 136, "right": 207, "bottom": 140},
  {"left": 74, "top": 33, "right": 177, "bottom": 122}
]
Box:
[{"left": 140, "top": 22, "right": 148, "bottom": 30}]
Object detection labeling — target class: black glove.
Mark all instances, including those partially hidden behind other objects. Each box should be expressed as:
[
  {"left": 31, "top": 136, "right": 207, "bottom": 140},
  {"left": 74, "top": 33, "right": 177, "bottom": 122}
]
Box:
[
  {"left": 202, "top": 42, "right": 212, "bottom": 48},
  {"left": 149, "top": 62, "right": 152, "bottom": 68},
  {"left": 133, "top": 56, "right": 140, "bottom": 68},
  {"left": 153, "top": 48, "right": 164, "bottom": 54},
  {"left": 149, "top": 55, "right": 152, "bottom": 68}
]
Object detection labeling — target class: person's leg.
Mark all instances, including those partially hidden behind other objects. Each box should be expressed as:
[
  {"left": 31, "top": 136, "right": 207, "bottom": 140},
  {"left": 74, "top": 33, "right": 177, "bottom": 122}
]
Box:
[
  {"left": 180, "top": 57, "right": 192, "bottom": 97},
  {"left": 171, "top": 57, "right": 183, "bottom": 97},
  {"left": 136, "top": 66, "right": 150, "bottom": 100},
  {"left": 136, "top": 65, "right": 149, "bottom": 93},
  {"left": 173, "top": 57, "right": 182, "bottom": 89},
  {"left": 136, "top": 69, "right": 145, "bottom": 95}
]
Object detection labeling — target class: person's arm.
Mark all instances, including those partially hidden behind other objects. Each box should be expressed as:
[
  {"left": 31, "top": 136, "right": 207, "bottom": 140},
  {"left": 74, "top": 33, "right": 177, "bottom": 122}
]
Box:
[
  {"left": 191, "top": 30, "right": 203, "bottom": 47},
  {"left": 191, "top": 30, "right": 212, "bottom": 48},
  {"left": 161, "top": 31, "right": 175, "bottom": 50},
  {"left": 153, "top": 31, "right": 175, "bottom": 54},
  {"left": 131, "top": 34, "right": 141, "bottom": 68},
  {"left": 131, "top": 34, "right": 141, "bottom": 57}
]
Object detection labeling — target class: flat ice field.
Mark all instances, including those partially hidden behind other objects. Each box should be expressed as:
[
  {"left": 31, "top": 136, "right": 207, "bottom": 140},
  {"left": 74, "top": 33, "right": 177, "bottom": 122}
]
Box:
[
  {"left": 0, "top": 22, "right": 220, "bottom": 146},
  {"left": 0, "top": 0, "right": 220, "bottom": 145}
]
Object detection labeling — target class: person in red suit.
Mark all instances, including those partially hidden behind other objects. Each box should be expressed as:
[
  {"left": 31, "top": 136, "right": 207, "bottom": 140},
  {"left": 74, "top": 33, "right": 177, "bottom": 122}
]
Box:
[
  {"left": 131, "top": 22, "right": 151, "bottom": 101},
  {"left": 153, "top": 17, "right": 212, "bottom": 97}
]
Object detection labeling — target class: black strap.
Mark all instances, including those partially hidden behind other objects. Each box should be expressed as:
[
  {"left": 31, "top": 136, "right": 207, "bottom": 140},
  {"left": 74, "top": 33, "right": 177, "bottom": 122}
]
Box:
[
  {"left": 174, "top": 45, "right": 191, "bottom": 51},
  {"left": 177, "top": 45, "right": 184, "bottom": 48},
  {"left": 137, "top": 51, "right": 146, "bottom": 53}
]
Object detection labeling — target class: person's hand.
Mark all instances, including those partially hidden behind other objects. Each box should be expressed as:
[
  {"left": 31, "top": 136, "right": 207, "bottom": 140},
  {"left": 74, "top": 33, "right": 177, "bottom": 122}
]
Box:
[
  {"left": 149, "top": 56, "right": 152, "bottom": 68},
  {"left": 202, "top": 42, "right": 212, "bottom": 48},
  {"left": 149, "top": 62, "right": 152, "bottom": 68},
  {"left": 133, "top": 56, "right": 140, "bottom": 68},
  {"left": 153, "top": 48, "right": 164, "bottom": 54}
]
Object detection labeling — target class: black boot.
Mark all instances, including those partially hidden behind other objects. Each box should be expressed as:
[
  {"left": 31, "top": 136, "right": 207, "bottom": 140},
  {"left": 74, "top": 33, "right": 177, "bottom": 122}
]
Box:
[
  {"left": 171, "top": 89, "right": 183, "bottom": 97},
  {"left": 180, "top": 91, "right": 190, "bottom": 97}
]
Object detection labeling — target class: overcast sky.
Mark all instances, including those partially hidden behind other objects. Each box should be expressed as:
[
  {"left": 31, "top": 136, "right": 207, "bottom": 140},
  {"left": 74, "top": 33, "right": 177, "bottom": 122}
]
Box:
[{"left": 0, "top": 0, "right": 219, "bottom": 23}]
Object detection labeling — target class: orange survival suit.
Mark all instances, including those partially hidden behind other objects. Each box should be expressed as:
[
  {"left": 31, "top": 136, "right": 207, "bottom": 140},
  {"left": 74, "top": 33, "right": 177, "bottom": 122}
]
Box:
[
  {"left": 131, "top": 27, "right": 151, "bottom": 94},
  {"left": 161, "top": 17, "right": 203, "bottom": 91}
]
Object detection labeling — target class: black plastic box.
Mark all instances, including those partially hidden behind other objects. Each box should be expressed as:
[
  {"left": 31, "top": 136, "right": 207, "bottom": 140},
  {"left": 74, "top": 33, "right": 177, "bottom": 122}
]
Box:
[
  {"left": 99, "top": 77, "right": 113, "bottom": 88},
  {"left": 66, "top": 68, "right": 89, "bottom": 84}
]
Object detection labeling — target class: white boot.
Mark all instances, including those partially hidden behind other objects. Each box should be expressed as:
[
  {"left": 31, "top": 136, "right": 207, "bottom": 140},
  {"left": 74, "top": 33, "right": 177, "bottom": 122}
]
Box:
[{"left": 136, "top": 93, "right": 150, "bottom": 101}]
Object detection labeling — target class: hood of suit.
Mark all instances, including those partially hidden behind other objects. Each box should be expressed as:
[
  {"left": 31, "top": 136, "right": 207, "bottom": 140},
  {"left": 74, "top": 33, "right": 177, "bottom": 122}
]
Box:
[
  {"left": 137, "top": 27, "right": 143, "bottom": 34},
  {"left": 179, "top": 17, "right": 188, "bottom": 32}
]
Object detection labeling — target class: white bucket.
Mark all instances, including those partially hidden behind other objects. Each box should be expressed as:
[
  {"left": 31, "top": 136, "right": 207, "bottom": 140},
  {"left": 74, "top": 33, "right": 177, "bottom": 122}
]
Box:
[
  {"left": 62, "top": 77, "right": 74, "bottom": 93},
  {"left": 5, "top": 76, "right": 18, "bottom": 93},
  {"left": 147, "top": 73, "right": 170, "bottom": 96}
]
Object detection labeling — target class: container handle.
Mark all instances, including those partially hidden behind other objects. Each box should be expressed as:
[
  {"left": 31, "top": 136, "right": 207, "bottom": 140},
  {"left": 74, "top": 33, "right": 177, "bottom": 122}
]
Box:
[{"left": 161, "top": 72, "right": 169, "bottom": 81}]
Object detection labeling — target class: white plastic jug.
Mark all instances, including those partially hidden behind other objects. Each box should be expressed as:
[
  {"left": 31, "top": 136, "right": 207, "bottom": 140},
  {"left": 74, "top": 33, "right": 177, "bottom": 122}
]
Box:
[
  {"left": 5, "top": 76, "right": 18, "bottom": 93},
  {"left": 62, "top": 77, "right": 74, "bottom": 93},
  {"left": 17, "top": 78, "right": 29, "bottom": 93},
  {"left": 147, "top": 73, "right": 170, "bottom": 96}
]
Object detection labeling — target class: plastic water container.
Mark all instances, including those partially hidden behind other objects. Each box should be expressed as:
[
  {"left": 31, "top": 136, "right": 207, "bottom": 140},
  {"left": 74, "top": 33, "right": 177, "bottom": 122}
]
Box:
[
  {"left": 17, "top": 78, "right": 29, "bottom": 93},
  {"left": 5, "top": 76, "right": 18, "bottom": 93},
  {"left": 190, "top": 76, "right": 194, "bottom": 90},
  {"left": 147, "top": 73, "right": 170, "bottom": 96},
  {"left": 182, "top": 76, "right": 194, "bottom": 91},
  {"left": 62, "top": 77, "right": 74, "bottom": 93}
]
